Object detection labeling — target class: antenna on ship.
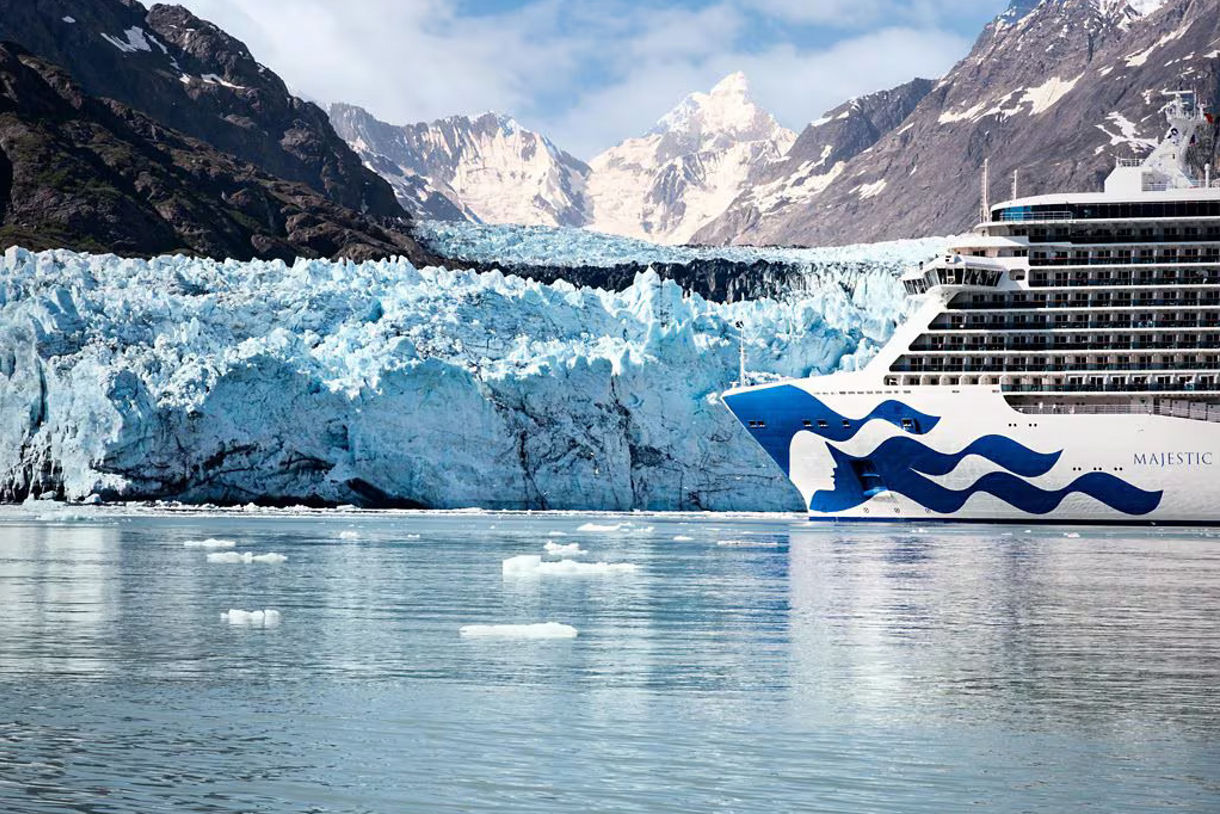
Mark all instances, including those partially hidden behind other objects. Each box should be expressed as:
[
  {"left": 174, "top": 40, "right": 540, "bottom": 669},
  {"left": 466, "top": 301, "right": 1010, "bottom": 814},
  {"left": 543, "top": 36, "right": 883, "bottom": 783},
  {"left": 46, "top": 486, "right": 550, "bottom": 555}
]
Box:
[
  {"left": 980, "top": 158, "right": 991, "bottom": 221},
  {"left": 1011, "top": 168, "right": 1019, "bottom": 200}
]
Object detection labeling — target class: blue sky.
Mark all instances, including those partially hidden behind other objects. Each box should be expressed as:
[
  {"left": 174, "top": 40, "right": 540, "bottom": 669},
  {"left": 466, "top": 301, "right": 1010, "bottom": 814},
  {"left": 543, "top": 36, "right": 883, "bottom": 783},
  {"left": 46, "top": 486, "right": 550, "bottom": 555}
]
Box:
[{"left": 178, "top": 0, "right": 1010, "bottom": 157}]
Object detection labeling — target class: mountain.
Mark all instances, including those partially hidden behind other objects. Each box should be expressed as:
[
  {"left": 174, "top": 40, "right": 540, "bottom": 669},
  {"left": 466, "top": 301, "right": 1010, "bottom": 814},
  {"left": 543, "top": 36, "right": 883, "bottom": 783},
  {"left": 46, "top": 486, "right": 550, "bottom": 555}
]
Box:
[
  {"left": 695, "top": 0, "right": 1220, "bottom": 246},
  {"left": 692, "top": 78, "right": 935, "bottom": 245},
  {"left": 0, "top": 0, "right": 438, "bottom": 263},
  {"left": 0, "top": 0, "right": 402, "bottom": 218},
  {"left": 585, "top": 72, "right": 796, "bottom": 244},
  {"left": 330, "top": 105, "right": 590, "bottom": 227},
  {"left": 0, "top": 43, "right": 423, "bottom": 261}
]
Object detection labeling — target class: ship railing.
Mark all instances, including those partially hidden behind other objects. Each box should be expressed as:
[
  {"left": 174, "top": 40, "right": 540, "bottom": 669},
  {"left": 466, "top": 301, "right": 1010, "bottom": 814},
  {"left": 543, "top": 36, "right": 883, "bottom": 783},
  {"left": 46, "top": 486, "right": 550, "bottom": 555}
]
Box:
[
  {"left": 998, "top": 211, "right": 1075, "bottom": 223},
  {"left": 1030, "top": 255, "right": 1220, "bottom": 267},
  {"left": 1007, "top": 399, "right": 1220, "bottom": 422},
  {"left": 1001, "top": 383, "right": 1218, "bottom": 394},
  {"left": 1115, "top": 158, "right": 1144, "bottom": 168}
]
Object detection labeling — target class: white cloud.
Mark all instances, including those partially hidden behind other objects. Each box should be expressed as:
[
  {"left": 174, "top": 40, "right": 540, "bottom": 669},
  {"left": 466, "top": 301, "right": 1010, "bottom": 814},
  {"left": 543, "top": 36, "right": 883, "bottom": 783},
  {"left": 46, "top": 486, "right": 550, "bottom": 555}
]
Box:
[{"left": 175, "top": 0, "right": 981, "bottom": 159}]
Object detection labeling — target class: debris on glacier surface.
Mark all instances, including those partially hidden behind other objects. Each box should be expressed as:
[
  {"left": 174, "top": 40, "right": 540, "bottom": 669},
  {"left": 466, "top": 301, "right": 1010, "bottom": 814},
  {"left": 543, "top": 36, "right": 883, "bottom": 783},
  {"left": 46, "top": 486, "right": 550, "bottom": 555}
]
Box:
[
  {"left": 0, "top": 240, "right": 932, "bottom": 511},
  {"left": 222, "top": 609, "right": 282, "bottom": 626},
  {"left": 502, "top": 554, "right": 637, "bottom": 577},
  {"left": 459, "top": 622, "right": 578, "bottom": 639},
  {"left": 543, "top": 541, "right": 586, "bottom": 556},
  {"left": 206, "top": 551, "right": 288, "bottom": 564}
]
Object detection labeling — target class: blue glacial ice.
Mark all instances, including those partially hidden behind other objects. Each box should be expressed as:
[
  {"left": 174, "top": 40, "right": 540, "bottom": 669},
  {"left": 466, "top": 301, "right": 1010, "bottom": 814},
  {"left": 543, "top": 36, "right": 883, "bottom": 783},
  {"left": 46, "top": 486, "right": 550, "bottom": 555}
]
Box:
[{"left": 0, "top": 237, "right": 940, "bottom": 511}]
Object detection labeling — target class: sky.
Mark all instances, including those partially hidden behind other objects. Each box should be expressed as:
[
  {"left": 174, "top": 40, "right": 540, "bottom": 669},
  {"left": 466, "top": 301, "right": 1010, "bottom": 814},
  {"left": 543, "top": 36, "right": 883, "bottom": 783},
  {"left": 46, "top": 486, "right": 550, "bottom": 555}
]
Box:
[{"left": 176, "top": 0, "right": 1010, "bottom": 158}]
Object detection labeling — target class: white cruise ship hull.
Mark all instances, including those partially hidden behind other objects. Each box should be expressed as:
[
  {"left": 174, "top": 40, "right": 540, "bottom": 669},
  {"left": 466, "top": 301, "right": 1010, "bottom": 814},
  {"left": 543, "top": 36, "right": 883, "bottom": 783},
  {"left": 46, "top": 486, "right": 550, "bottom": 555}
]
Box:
[{"left": 725, "top": 377, "right": 1220, "bottom": 524}]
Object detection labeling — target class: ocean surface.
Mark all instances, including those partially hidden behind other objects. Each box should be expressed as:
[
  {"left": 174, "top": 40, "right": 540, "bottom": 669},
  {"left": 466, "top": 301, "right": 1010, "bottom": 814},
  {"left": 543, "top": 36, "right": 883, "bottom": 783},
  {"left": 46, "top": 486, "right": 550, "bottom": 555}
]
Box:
[{"left": 1, "top": 507, "right": 1218, "bottom": 813}]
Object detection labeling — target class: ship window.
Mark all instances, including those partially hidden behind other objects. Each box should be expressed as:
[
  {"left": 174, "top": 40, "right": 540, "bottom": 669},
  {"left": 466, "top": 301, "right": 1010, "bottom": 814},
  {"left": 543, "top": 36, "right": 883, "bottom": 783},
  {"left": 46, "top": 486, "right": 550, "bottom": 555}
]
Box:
[
  {"left": 901, "top": 418, "right": 915, "bottom": 432},
  {"left": 841, "top": 419, "right": 851, "bottom": 428},
  {"left": 802, "top": 420, "right": 813, "bottom": 428},
  {"left": 816, "top": 420, "right": 828, "bottom": 429}
]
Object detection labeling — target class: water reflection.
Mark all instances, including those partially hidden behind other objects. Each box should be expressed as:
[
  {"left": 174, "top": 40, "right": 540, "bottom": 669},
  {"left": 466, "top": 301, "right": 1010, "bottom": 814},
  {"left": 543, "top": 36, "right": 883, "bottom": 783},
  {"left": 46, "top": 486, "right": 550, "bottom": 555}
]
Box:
[
  {"left": 0, "top": 512, "right": 1217, "bottom": 812},
  {"left": 785, "top": 526, "right": 1220, "bottom": 736}
]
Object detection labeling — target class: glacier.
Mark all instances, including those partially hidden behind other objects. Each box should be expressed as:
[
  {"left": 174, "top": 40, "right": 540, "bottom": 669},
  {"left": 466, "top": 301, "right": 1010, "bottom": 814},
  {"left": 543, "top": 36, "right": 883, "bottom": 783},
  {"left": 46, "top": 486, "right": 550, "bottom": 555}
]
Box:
[{"left": 0, "top": 238, "right": 939, "bottom": 511}]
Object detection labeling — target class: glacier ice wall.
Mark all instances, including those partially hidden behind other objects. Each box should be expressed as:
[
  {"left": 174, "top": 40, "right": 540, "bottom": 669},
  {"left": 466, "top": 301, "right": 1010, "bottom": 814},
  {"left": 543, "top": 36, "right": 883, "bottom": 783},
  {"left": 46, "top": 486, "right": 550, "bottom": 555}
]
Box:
[{"left": 0, "top": 242, "right": 932, "bottom": 510}]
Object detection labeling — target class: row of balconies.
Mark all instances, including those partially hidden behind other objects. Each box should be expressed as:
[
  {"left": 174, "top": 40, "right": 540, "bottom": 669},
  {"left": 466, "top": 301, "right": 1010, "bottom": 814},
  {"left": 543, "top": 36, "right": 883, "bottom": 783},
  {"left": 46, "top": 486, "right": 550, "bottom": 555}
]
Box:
[
  {"left": 1029, "top": 273, "right": 1220, "bottom": 287},
  {"left": 930, "top": 315, "right": 1220, "bottom": 331},
  {"left": 946, "top": 292, "right": 1220, "bottom": 308},
  {"left": 891, "top": 358, "right": 1220, "bottom": 374},
  {"left": 911, "top": 337, "right": 1220, "bottom": 352}
]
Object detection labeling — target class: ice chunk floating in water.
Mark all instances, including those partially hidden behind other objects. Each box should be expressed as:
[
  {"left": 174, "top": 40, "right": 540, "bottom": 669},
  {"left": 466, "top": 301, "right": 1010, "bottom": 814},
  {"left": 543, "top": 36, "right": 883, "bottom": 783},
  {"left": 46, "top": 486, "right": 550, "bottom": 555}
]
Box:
[
  {"left": 577, "top": 522, "right": 626, "bottom": 533},
  {"left": 339, "top": 530, "right": 360, "bottom": 540},
  {"left": 222, "top": 609, "right": 282, "bottom": 627},
  {"left": 184, "top": 538, "right": 237, "bottom": 549},
  {"left": 543, "top": 541, "right": 586, "bottom": 556},
  {"left": 206, "top": 551, "right": 288, "bottom": 564},
  {"left": 503, "top": 555, "right": 637, "bottom": 577},
  {"left": 459, "top": 622, "right": 578, "bottom": 639}
]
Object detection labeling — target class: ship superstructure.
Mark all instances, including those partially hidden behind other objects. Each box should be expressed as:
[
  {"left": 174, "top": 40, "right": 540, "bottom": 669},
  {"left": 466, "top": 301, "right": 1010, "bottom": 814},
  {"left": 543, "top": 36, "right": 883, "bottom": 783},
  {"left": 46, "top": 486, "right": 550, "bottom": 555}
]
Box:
[{"left": 725, "top": 90, "right": 1220, "bottom": 523}]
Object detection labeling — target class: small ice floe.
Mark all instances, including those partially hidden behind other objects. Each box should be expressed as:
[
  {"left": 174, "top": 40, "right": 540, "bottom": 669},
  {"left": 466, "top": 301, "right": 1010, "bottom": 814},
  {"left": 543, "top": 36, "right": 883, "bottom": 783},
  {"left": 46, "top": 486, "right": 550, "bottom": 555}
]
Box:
[
  {"left": 546, "top": 531, "right": 568, "bottom": 537},
  {"left": 184, "top": 538, "right": 237, "bottom": 549},
  {"left": 459, "top": 622, "right": 577, "bottom": 639},
  {"left": 633, "top": 526, "right": 656, "bottom": 534},
  {"left": 502, "top": 555, "right": 636, "bottom": 577},
  {"left": 1064, "top": 532, "right": 1081, "bottom": 538},
  {"left": 405, "top": 533, "right": 422, "bottom": 540},
  {"left": 338, "top": 530, "right": 360, "bottom": 540},
  {"left": 672, "top": 535, "right": 694, "bottom": 542},
  {"left": 221, "top": 609, "right": 281, "bottom": 627},
  {"left": 543, "top": 541, "right": 587, "bottom": 556},
  {"left": 206, "top": 552, "right": 288, "bottom": 564},
  {"left": 577, "top": 522, "right": 625, "bottom": 533},
  {"left": 716, "top": 539, "right": 781, "bottom": 548}
]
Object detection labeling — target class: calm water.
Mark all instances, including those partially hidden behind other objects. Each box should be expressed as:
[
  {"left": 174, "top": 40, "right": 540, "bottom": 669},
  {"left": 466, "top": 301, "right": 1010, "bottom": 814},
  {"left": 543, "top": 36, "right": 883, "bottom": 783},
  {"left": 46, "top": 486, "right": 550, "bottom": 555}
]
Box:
[{"left": 1, "top": 508, "right": 1218, "bottom": 813}]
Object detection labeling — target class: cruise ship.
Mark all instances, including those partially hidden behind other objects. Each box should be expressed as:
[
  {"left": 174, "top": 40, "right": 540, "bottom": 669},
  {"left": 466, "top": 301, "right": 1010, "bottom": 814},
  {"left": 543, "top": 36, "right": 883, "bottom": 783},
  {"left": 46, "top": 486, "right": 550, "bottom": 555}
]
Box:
[{"left": 725, "top": 90, "right": 1220, "bottom": 524}]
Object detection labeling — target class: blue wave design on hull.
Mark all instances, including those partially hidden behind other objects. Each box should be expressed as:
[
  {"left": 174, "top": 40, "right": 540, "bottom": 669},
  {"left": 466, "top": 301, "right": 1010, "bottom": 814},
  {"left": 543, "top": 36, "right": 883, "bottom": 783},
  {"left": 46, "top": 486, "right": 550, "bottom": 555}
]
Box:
[
  {"left": 882, "top": 434, "right": 1061, "bottom": 478},
  {"left": 812, "top": 443, "right": 1163, "bottom": 517},
  {"left": 724, "top": 385, "right": 940, "bottom": 474}
]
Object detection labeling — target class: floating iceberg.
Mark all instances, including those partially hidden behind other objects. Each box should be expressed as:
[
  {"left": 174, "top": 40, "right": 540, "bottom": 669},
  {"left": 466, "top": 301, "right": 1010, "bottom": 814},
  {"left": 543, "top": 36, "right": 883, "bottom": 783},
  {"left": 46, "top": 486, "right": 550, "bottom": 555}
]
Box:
[
  {"left": 543, "top": 541, "right": 586, "bottom": 556},
  {"left": 577, "top": 522, "right": 626, "bottom": 533},
  {"left": 206, "top": 551, "right": 288, "bottom": 564},
  {"left": 184, "top": 538, "right": 237, "bottom": 549},
  {"left": 672, "top": 535, "right": 694, "bottom": 542},
  {"left": 0, "top": 242, "right": 933, "bottom": 510},
  {"left": 458, "top": 622, "right": 578, "bottom": 639},
  {"left": 338, "top": 530, "right": 360, "bottom": 540},
  {"left": 502, "top": 554, "right": 637, "bottom": 577},
  {"left": 222, "top": 609, "right": 282, "bottom": 626}
]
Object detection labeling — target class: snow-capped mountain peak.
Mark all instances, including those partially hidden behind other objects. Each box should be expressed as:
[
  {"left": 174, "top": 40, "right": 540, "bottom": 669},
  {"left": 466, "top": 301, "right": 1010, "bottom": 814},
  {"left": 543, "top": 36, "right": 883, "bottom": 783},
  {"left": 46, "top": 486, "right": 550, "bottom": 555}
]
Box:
[
  {"left": 586, "top": 72, "right": 796, "bottom": 244},
  {"left": 651, "top": 71, "right": 786, "bottom": 146}
]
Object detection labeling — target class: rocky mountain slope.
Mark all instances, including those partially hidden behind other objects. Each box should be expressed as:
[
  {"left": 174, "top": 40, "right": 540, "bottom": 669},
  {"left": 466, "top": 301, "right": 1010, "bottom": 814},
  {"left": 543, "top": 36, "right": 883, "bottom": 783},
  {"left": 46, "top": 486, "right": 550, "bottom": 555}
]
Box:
[
  {"left": 696, "top": 0, "right": 1220, "bottom": 246},
  {"left": 584, "top": 72, "right": 796, "bottom": 244},
  {"left": 0, "top": 0, "right": 435, "bottom": 262},
  {"left": 0, "top": 43, "right": 425, "bottom": 261},
  {"left": 331, "top": 105, "right": 590, "bottom": 227}
]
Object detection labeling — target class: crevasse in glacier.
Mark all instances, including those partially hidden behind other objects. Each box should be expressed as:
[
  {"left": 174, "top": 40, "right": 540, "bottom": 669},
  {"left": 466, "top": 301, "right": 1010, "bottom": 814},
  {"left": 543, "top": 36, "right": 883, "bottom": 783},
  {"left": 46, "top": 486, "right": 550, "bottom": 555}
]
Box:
[{"left": 0, "top": 239, "right": 936, "bottom": 510}]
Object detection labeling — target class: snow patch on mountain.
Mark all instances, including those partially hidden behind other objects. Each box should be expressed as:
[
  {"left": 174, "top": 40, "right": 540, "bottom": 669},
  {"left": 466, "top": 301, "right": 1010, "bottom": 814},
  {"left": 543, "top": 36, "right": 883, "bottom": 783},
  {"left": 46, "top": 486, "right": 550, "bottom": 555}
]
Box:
[
  {"left": 330, "top": 106, "right": 590, "bottom": 227},
  {"left": 0, "top": 240, "right": 938, "bottom": 510}
]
